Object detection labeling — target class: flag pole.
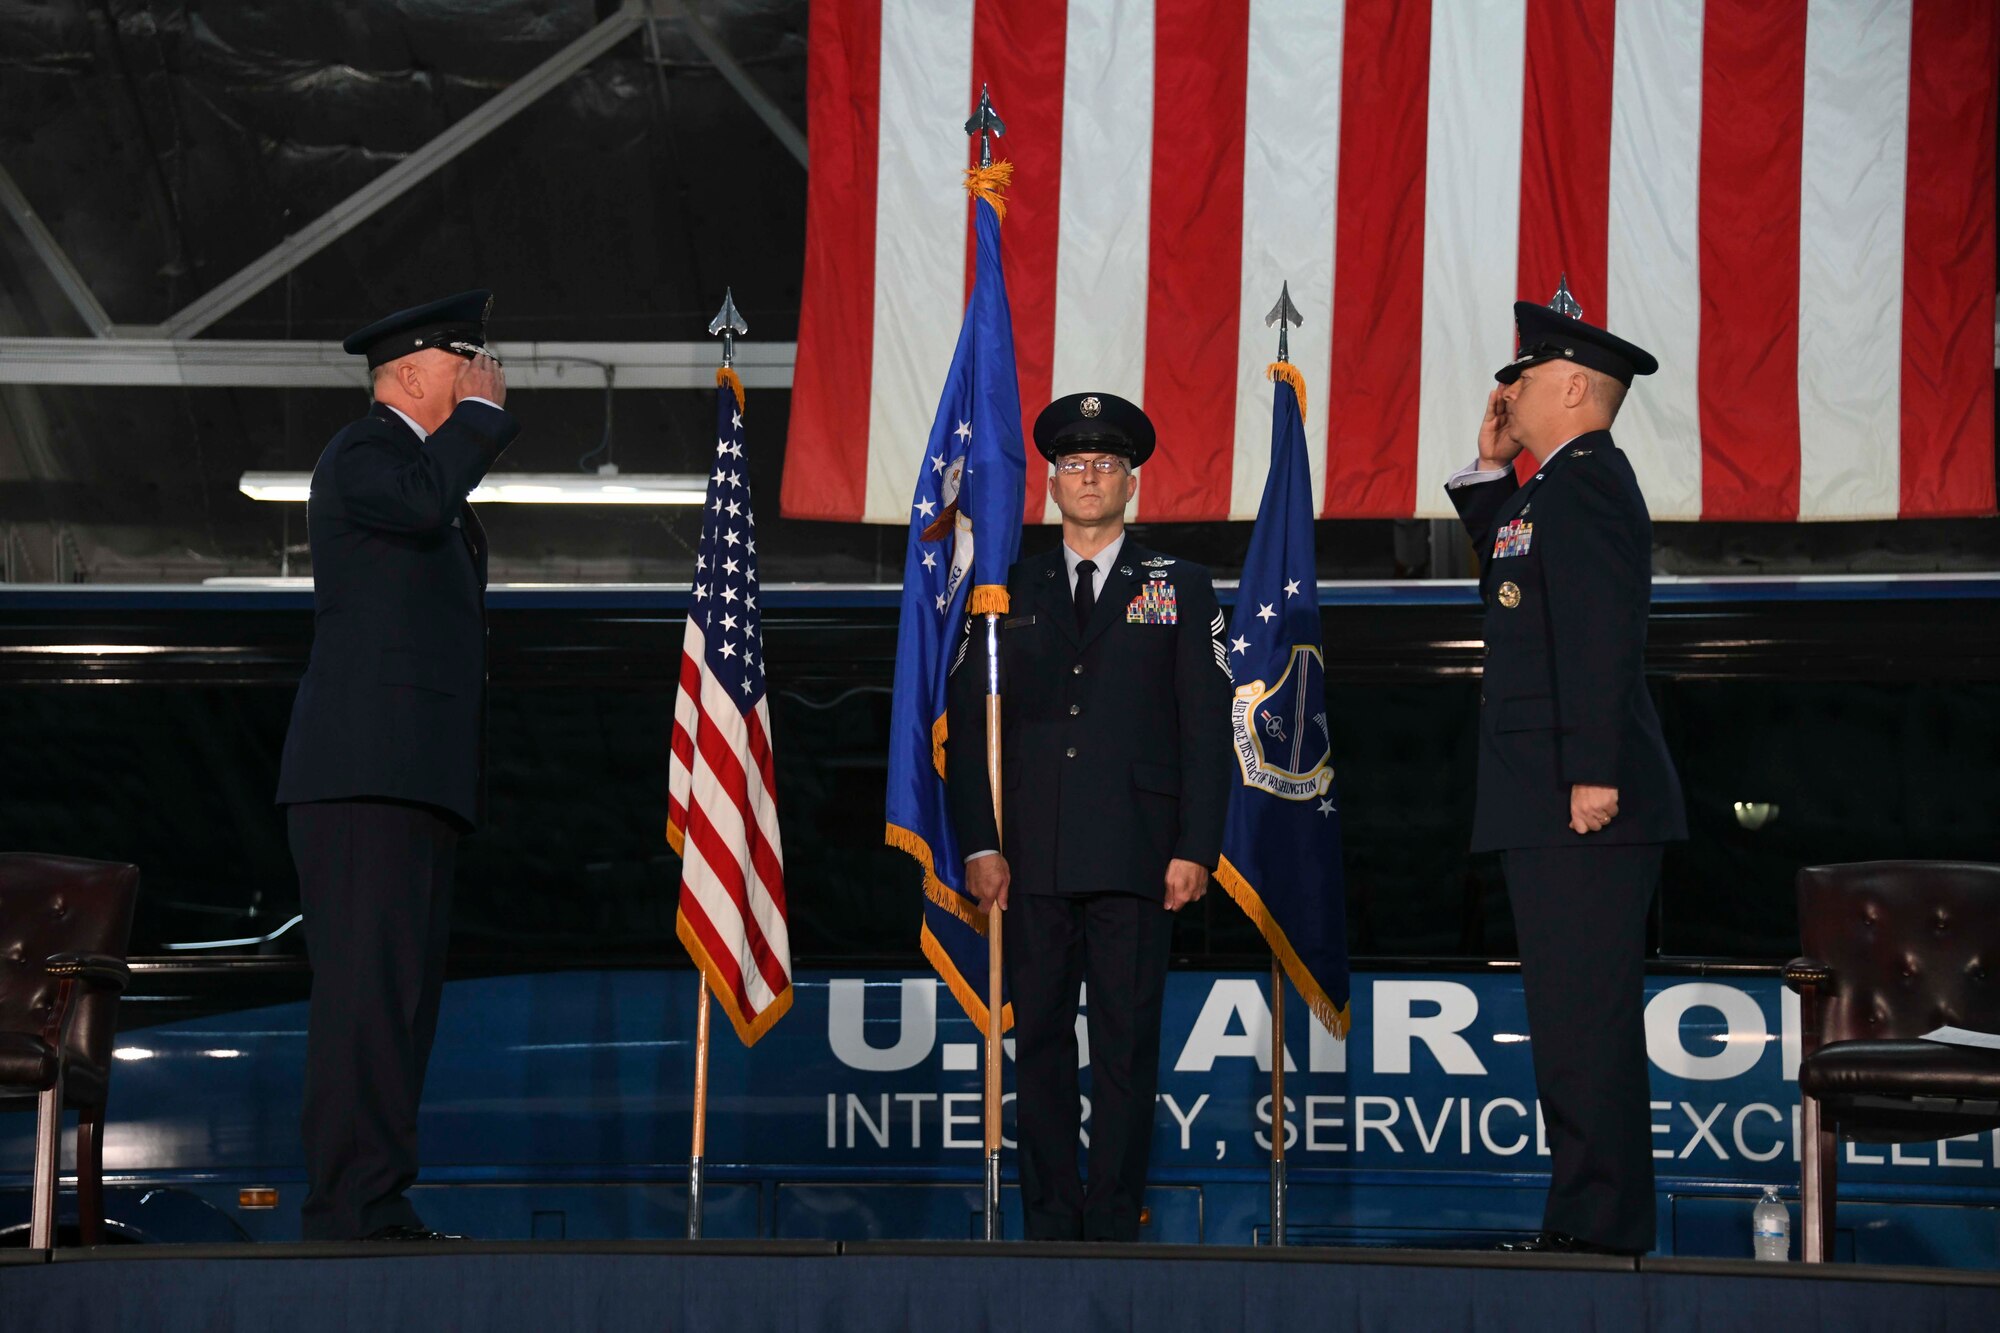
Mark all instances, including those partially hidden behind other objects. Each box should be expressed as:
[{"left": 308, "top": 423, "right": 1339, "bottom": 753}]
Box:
[
  {"left": 685, "top": 286, "right": 748, "bottom": 1243},
  {"left": 1261, "top": 281, "right": 1303, "bottom": 1250},
  {"left": 1270, "top": 958, "right": 1287, "bottom": 1247},
  {"left": 689, "top": 978, "right": 711, "bottom": 1239},
  {"left": 983, "top": 613, "right": 1005, "bottom": 1240},
  {"left": 966, "top": 82, "right": 1010, "bottom": 1244}
]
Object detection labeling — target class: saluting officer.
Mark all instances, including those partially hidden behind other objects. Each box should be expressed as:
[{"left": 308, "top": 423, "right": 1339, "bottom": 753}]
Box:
[
  {"left": 276, "top": 290, "right": 517, "bottom": 1241},
  {"left": 1446, "top": 287, "right": 1688, "bottom": 1256},
  {"left": 948, "top": 392, "right": 1233, "bottom": 1242}
]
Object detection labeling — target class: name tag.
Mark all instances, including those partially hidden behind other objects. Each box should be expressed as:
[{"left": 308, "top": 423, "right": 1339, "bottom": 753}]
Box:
[
  {"left": 1003, "top": 614, "right": 1036, "bottom": 630},
  {"left": 1493, "top": 518, "right": 1534, "bottom": 559}
]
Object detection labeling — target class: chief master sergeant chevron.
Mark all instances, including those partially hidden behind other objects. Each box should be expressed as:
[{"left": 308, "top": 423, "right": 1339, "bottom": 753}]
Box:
[
  {"left": 947, "top": 391, "right": 1232, "bottom": 1243},
  {"left": 1446, "top": 285, "right": 1688, "bottom": 1257}
]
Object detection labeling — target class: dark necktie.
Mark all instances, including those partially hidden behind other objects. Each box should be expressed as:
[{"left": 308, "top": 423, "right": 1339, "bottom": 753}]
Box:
[{"left": 1074, "top": 559, "right": 1097, "bottom": 631}]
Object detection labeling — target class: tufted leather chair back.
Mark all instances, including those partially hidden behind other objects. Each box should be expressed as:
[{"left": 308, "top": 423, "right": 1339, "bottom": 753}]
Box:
[
  {"left": 0, "top": 854, "right": 140, "bottom": 1089},
  {"left": 1797, "top": 861, "right": 2000, "bottom": 1049}
]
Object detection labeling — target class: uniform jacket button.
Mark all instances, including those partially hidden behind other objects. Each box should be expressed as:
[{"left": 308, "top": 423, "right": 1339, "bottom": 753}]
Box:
[
  {"left": 1071, "top": 664, "right": 1082, "bottom": 675},
  {"left": 1069, "top": 704, "right": 1080, "bottom": 715},
  {"left": 1066, "top": 747, "right": 1077, "bottom": 758}
]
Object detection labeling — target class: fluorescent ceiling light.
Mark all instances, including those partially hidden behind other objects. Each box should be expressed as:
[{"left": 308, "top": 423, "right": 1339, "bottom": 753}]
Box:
[{"left": 238, "top": 471, "right": 708, "bottom": 505}]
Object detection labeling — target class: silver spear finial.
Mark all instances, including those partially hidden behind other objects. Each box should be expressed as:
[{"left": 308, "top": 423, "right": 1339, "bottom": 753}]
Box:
[
  {"left": 1548, "top": 272, "right": 1583, "bottom": 321},
  {"left": 1265, "top": 280, "right": 1304, "bottom": 363},
  {"left": 964, "top": 84, "right": 1006, "bottom": 169},
  {"left": 708, "top": 287, "right": 747, "bottom": 368}
]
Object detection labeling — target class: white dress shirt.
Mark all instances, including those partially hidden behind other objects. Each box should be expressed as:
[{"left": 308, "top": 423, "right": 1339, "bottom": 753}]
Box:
[{"left": 1062, "top": 530, "right": 1127, "bottom": 592}]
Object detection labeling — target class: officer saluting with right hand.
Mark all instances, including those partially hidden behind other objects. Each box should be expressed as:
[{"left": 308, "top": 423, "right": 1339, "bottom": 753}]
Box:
[
  {"left": 1445, "top": 283, "right": 1687, "bottom": 1256},
  {"left": 277, "top": 289, "right": 517, "bottom": 1242}
]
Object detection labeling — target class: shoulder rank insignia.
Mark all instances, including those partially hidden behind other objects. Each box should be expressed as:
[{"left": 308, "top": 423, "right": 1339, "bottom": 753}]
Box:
[{"left": 1126, "top": 581, "right": 1179, "bottom": 625}]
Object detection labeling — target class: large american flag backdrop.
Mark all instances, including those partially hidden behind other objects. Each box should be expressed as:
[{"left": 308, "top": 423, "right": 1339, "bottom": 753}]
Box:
[
  {"left": 668, "top": 370, "right": 793, "bottom": 1046},
  {"left": 784, "top": 0, "right": 1996, "bottom": 524}
]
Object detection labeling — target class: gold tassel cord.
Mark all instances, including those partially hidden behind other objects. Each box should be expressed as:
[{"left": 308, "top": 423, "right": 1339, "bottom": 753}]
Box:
[
  {"left": 717, "top": 365, "right": 746, "bottom": 411},
  {"left": 1266, "top": 361, "right": 1308, "bottom": 424},
  {"left": 967, "top": 584, "right": 1010, "bottom": 616},
  {"left": 963, "top": 160, "right": 1014, "bottom": 221}
]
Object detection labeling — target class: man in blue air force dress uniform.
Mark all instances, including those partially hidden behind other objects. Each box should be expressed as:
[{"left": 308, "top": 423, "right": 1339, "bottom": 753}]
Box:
[
  {"left": 1446, "top": 287, "right": 1688, "bottom": 1256},
  {"left": 275, "top": 290, "right": 517, "bottom": 1241},
  {"left": 948, "top": 393, "right": 1233, "bottom": 1242}
]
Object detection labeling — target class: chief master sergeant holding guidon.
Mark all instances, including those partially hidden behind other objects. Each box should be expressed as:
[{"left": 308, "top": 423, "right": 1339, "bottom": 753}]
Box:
[
  {"left": 1446, "top": 286, "right": 1688, "bottom": 1257},
  {"left": 948, "top": 392, "right": 1233, "bottom": 1243},
  {"left": 276, "top": 289, "right": 517, "bottom": 1243}
]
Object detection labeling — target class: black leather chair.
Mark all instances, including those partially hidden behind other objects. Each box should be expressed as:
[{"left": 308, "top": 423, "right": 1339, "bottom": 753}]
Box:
[
  {"left": 0, "top": 854, "right": 137, "bottom": 1249},
  {"left": 1785, "top": 861, "right": 2000, "bottom": 1262}
]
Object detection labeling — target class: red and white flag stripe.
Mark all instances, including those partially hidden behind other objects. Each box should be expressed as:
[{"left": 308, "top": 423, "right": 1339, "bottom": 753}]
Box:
[
  {"left": 668, "top": 618, "right": 793, "bottom": 1043},
  {"left": 784, "top": 0, "right": 1996, "bottom": 524}
]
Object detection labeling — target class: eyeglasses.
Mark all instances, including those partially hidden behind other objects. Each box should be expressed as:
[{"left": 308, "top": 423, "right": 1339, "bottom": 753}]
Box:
[{"left": 1054, "top": 458, "right": 1129, "bottom": 476}]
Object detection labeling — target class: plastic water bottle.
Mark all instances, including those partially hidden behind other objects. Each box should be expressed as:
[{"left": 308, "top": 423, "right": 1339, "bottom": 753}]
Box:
[{"left": 1752, "top": 1186, "right": 1790, "bottom": 1261}]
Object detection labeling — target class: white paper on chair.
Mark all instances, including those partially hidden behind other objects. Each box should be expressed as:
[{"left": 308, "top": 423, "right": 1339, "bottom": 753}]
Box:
[{"left": 1917, "top": 1025, "right": 2000, "bottom": 1052}]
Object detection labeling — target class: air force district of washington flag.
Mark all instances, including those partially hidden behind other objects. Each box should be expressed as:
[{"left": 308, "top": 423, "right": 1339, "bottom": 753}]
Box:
[
  {"left": 1216, "top": 366, "right": 1351, "bottom": 1037},
  {"left": 883, "top": 166, "right": 1026, "bottom": 1029}
]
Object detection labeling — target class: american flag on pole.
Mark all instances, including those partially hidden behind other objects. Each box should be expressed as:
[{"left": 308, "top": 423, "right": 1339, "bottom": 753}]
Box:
[
  {"left": 667, "top": 367, "right": 793, "bottom": 1045},
  {"left": 784, "top": 0, "right": 1996, "bottom": 525}
]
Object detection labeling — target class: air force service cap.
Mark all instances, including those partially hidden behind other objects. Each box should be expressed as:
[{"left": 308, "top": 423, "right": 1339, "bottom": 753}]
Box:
[
  {"left": 1032, "top": 391, "right": 1156, "bottom": 468},
  {"left": 342, "top": 289, "right": 495, "bottom": 369},
  {"left": 1496, "top": 276, "right": 1658, "bottom": 387}
]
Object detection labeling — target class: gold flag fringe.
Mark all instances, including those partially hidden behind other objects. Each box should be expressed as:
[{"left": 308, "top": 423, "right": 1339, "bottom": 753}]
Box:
[
  {"left": 930, "top": 712, "right": 949, "bottom": 781},
  {"left": 1214, "top": 854, "right": 1352, "bottom": 1039},
  {"left": 963, "top": 160, "right": 1014, "bottom": 221},
  {"left": 967, "top": 584, "right": 1010, "bottom": 616},
  {"left": 677, "top": 908, "right": 793, "bottom": 1046},
  {"left": 717, "top": 365, "right": 745, "bottom": 411},
  {"left": 922, "top": 919, "right": 1015, "bottom": 1034},
  {"left": 1266, "top": 361, "right": 1308, "bottom": 424},
  {"left": 885, "top": 821, "right": 993, "bottom": 937}
]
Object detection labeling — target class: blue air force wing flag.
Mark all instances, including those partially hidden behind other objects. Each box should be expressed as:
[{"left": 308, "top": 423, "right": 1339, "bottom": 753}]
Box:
[
  {"left": 882, "top": 171, "right": 1027, "bottom": 1030},
  {"left": 1215, "top": 366, "right": 1351, "bottom": 1036}
]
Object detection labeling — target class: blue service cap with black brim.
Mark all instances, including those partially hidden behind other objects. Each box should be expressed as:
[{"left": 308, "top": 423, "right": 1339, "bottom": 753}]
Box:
[
  {"left": 1032, "top": 391, "right": 1156, "bottom": 468},
  {"left": 342, "top": 289, "right": 494, "bottom": 370},
  {"left": 1496, "top": 300, "right": 1659, "bottom": 387}
]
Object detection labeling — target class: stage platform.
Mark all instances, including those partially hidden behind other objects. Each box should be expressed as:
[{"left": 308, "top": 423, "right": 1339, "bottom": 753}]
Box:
[{"left": 2, "top": 1240, "right": 1995, "bottom": 1331}]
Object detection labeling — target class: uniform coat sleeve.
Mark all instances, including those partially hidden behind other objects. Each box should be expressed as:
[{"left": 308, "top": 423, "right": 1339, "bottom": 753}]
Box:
[
  {"left": 1171, "top": 569, "right": 1232, "bottom": 868},
  {"left": 333, "top": 400, "right": 517, "bottom": 532},
  {"left": 1540, "top": 462, "right": 1648, "bottom": 787},
  {"left": 944, "top": 613, "right": 999, "bottom": 858},
  {"left": 1449, "top": 467, "right": 1522, "bottom": 578}
]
